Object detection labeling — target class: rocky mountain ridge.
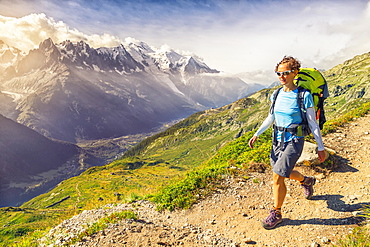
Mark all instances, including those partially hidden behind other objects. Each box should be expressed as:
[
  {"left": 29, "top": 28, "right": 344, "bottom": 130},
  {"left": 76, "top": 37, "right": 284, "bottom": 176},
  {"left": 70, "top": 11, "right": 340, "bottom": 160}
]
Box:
[{"left": 0, "top": 38, "right": 261, "bottom": 143}]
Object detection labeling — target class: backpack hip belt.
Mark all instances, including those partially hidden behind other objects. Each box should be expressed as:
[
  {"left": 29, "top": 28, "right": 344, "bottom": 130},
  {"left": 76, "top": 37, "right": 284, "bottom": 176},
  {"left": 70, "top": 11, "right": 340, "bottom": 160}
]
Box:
[{"left": 273, "top": 124, "right": 305, "bottom": 149}]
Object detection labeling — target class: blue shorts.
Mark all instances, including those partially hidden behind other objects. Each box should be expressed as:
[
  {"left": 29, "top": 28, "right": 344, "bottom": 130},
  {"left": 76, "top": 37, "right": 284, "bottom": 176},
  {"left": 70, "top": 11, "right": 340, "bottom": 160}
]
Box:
[{"left": 270, "top": 138, "right": 304, "bottom": 178}]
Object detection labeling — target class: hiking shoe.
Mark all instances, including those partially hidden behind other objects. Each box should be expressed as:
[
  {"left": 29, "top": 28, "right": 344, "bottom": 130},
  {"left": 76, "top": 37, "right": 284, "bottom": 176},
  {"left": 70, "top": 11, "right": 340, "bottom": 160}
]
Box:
[
  {"left": 261, "top": 209, "right": 283, "bottom": 230},
  {"left": 301, "top": 176, "right": 316, "bottom": 200}
]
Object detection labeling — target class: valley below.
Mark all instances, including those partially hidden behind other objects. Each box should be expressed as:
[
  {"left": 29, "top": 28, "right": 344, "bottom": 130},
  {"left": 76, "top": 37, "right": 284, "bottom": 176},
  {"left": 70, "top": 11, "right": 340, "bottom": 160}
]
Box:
[{"left": 0, "top": 118, "right": 179, "bottom": 207}]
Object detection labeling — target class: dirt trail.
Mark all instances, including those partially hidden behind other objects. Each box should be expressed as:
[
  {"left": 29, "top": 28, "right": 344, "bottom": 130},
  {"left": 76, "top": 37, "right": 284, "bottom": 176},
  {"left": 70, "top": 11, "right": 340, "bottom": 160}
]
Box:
[{"left": 58, "top": 114, "right": 370, "bottom": 247}]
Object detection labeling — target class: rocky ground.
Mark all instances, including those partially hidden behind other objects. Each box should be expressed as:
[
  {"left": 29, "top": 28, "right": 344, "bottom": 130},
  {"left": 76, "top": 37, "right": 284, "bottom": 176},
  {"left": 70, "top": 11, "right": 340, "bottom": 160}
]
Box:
[{"left": 40, "top": 114, "right": 370, "bottom": 247}]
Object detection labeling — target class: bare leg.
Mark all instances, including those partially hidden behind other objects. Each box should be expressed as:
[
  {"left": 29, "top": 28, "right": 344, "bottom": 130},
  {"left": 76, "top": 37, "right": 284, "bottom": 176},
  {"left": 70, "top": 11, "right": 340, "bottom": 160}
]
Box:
[
  {"left": 289, "top": 169, "right": 304, "bottom": 182},
  {"left": 273, "top": 170, "right": 305, "bottom": 208},
  {"left": 273, "top": 172, "right": 287, "bottom": 209}
]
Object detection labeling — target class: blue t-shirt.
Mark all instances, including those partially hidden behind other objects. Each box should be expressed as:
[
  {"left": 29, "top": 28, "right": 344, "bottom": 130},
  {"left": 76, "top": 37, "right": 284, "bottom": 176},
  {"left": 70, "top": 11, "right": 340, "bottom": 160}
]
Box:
[{"left": 270, "top": 88, "right": 314, "bottom": 142}]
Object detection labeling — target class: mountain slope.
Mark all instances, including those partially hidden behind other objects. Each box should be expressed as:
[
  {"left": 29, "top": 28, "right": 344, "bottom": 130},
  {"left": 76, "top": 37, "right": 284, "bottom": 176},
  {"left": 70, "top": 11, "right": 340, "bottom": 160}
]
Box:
[
  {"left": 0, "top": 114, "right": 102, "bottom": 207},
  {"left": 324, "top": 51, "right": 370, "bottom": 117},
  {"left": 0, "top": 40, "right": 24, "bottom": 73}
]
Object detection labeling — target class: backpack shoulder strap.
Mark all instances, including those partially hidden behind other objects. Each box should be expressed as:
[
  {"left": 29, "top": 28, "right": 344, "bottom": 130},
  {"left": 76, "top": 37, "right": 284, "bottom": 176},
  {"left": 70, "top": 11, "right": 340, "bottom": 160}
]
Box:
[
  {"left": 297, "top": 86, "right": 308, "bottom": 123},
  {"left": 269, "top": 87, "right": 282, "bottom": 115}
]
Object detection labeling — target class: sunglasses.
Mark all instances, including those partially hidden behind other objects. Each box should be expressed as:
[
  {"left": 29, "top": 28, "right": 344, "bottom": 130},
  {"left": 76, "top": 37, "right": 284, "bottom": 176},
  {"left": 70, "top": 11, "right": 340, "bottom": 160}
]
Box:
[{"left": 275, "top": 70, "right": 294, "bottom": 76}]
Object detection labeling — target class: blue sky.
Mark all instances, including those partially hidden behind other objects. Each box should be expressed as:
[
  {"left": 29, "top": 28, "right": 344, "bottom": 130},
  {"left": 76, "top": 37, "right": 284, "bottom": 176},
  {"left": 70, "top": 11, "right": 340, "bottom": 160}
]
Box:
[{"left": 1, "top": 0, "right": 370, "bottom": 83}]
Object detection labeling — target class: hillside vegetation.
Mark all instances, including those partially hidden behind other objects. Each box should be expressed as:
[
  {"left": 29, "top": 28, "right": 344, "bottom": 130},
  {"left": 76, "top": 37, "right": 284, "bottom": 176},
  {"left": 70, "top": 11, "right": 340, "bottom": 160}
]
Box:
[{"left": 2, "top": 52, "right": 370, "bottom": 246}]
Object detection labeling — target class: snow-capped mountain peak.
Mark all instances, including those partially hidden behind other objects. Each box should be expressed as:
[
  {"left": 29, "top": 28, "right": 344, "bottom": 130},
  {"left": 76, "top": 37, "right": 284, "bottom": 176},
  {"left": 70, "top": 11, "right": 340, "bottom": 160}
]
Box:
[
  {"left": 120, "top": 38, "right": 219, "bottom": 76},
  {"left": 124, "top": 37, "right": 155, "bottom": 53}
]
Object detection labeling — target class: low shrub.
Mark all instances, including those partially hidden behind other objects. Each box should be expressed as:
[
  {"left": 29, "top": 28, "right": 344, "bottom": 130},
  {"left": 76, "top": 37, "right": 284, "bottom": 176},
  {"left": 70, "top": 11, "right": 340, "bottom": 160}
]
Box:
[{"left": 151, "top": 130, "right": 271, "bottom": 211}]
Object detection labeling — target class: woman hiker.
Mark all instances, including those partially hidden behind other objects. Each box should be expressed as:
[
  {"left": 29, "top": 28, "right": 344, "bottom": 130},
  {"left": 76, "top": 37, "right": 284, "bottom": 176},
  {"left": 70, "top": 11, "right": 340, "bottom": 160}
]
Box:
[{"left": 248, "top": 56, "right": 326, "bottom": 230}]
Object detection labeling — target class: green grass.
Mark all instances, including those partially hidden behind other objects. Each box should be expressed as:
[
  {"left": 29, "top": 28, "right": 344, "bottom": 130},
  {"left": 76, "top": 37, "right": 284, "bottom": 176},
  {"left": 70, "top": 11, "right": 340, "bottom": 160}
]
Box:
[
  {"left": 336, "top": 223, "right": 370, "bottom": 246},
  {"left": 321, "top": 101, "right": 370, "bottom": 135},
  {"left": 151, "top": 130, "right": 272, "bottom": 211},
  {"left": 0, "top": 207, "right": 73, "bottom": 246},
  {"left": 336, "top": 205, "right": 370, "bottom": 246}
]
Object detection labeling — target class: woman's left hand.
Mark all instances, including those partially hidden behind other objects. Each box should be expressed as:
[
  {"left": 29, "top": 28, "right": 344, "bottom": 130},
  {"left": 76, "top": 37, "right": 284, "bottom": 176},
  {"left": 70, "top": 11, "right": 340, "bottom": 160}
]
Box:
[
  {"left": 318, "top": 150, "right": 326, "bottom": 163},
  {"left": 248, "top": 136, "right": 258, "bottom": 149}
]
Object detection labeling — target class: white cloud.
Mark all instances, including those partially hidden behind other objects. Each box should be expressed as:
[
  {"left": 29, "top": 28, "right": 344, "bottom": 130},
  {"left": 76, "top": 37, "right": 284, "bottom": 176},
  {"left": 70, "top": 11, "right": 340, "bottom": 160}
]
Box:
[
  {"left": 0, "top": 13, "right": 122, "bottom": 52},
  {"left": 197, "top": 0, "right": 370, "bottom": 74}
]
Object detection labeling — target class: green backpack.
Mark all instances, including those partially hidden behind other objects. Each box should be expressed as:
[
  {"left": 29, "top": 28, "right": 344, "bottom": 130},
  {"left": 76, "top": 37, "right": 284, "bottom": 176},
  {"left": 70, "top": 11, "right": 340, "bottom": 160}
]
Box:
[{"left": 294, "top": 68, "right": 329, "bottom": 130}]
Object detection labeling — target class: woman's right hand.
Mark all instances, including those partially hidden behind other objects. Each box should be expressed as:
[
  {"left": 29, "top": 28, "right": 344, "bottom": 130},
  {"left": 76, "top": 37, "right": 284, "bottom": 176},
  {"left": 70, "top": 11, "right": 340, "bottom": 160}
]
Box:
[
  {"left": 317, "top": 150, "right": 326, "bottom": 163},
  {"left": 249, "top": 136, "right": 258, "bottom": 149}
]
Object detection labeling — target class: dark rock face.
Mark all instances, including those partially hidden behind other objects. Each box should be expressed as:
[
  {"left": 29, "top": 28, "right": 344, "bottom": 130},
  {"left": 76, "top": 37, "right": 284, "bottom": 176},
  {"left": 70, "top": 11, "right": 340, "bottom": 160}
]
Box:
[{"left": 0, "top": 114, "right": 102, "bottom": 207}]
